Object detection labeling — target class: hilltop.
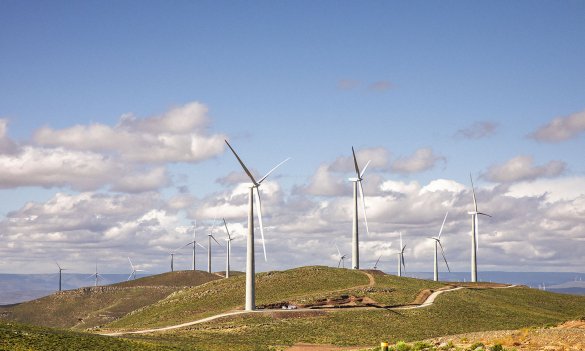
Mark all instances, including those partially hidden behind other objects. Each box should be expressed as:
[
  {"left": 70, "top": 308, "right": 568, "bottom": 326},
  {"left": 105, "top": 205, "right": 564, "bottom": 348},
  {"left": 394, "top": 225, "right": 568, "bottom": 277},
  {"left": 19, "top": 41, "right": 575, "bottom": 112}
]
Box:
[{"left": 0, "top": 270, "right": 222, "bottom": 330}]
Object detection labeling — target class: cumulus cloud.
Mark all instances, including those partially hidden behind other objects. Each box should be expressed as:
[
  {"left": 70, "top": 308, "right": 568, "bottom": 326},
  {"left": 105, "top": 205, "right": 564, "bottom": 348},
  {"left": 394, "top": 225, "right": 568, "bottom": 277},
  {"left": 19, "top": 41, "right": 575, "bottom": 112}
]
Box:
[
  {"left": 483, "top": 155, "right": 566, "bottom": 183},
  {"left": 529, "top": 110, "right": 585, "bottom": 142},
  {"left": 0, "top": 119, "right": 19, "bottom": 154},
  {"left": 0, "top": 147, "right": 168, "bottom": 192},
  {"left": 455, "top": 121, "right": 498, "bottom": 139},
  {"left": 391, "top": 148, "right": 445, "bottom": 174},
  {"left": 33, "top": 101, "right": 226, "bottom": 163}
]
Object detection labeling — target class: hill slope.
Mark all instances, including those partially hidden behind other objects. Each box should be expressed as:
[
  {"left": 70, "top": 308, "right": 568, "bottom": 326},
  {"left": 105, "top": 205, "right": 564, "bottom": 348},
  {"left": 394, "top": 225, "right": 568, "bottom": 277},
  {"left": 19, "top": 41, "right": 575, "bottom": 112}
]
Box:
[{"left": 0, "top": 270, "right": 221, "bottom": 330}]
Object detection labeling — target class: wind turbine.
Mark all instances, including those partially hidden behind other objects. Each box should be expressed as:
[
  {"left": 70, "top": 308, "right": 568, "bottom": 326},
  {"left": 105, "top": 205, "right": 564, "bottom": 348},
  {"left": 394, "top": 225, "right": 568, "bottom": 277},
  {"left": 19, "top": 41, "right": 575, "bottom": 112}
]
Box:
[
  {"left": 396, "top": 233, "right": 406, "bottom": 277},
  {"left": 207, "top": 219, "right": 223, "bottom": 273},
  {"left": 55, "top": 261, "right": 67, "bottom": 292},
  {"left": 127, "top": 257, "right": 145, "bottom": 280},
  {"left": 179, "top": 221, "right": 206, "bottom": 271},
  {"left": 348, "top": 147, "right": 371, "bottom": 270},
  {"left": 469, "top": 174, "right": 492, "bottom": 282},
  {"left": 334, "top": 243, "right": 347, "bottom": 268},
  {"left": 87, "top": 263, "right": 104, "bottom": 287},
  {"left": 223, "top": 218, "right": 234, "bottom": 278},
  {"left": 225, "top": 140, "right": 290, "bottom": 311},
  {"left": 169, "top": 252, "right": 180, "bottom": 272},
  {"left": 429, "top": 212, "right": 450, "bottom": 281}
]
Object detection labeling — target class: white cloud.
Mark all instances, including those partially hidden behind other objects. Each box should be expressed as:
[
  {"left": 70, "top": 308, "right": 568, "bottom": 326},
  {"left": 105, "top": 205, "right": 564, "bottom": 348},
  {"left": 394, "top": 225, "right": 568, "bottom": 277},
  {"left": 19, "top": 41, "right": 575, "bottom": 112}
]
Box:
[
  {"left": 506, "top": 177, "right": 585, "bottom": 202},
  {"left": 529, "top": 110, "right": 585, "bottom": 142},
  {"left": 391, "top": 148, "right": 445, "bottom": 174},
  {"left": 33, "top": 101, "right": 226, "bottom": 163},
  {"left": 484, "top": 155, "right": 566, "bottom": 183}
]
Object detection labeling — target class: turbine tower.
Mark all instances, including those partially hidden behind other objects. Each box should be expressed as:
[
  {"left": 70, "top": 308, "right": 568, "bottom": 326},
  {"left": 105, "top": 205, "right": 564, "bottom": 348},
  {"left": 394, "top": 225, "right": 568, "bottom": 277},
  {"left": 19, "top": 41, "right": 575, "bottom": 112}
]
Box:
[
  {"left": 396, "top": 233, "right": 406, "bottom": 277},
  {"left": 334, "top": 243, "right": 347, "bottom": 268},
  {"left": 87, "top": 263, "right": 104, "bottom": 287},
  {"left": 180, "top": 221, "right": 206, "bottom": 271},
  {"left": 223, "top": 218, "right": 234, "bottom": 278},
  {"left": 469, "top": 174, "right": 492, "bottom": 282},
  {"left": 55, "top": 261, "right": 66, "bottom": 292},
  {"left": 225, "top": 140, "right": 290, "bottom": 311},
  {"left": 169, "top": 252, "right": 177, "bottom": 272},
  {"left": 429, "top": 212, "right": 450, "bottom": 281},
  {"left": 207, "top": 219, "right": 222, "bottom": 273},
  {"left": 127, "top": 257, "right": 145, "bottom": 280},
  {"left": 348, "top": 147, "right": 371, "bottom": 270}
]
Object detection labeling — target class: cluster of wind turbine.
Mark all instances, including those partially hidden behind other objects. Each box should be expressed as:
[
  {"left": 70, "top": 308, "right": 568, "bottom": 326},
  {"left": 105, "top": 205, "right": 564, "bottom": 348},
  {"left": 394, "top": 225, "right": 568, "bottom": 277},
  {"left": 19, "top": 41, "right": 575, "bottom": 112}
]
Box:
[
  {"left": 334, "top": 243, "right": 347, "bottom": 268},
  {"left": 469, "top": 174, "right": 492, "bottom": 282},
  {"left": 223, "top": 218, "right": 234, "bottom": 278},
  {"left": 127, "top": 257, "right": 146, "bottom": 280},
  {"left": 348, "top": 147, "right": 371, "bottom": 270},
  {"left": 207, "top": 219, "right": 223, "bottom": 273},
  {"left": 225, "top": 139, "right": 290, "bottom": 311},
  {"left": 429, "top": 212, "right": 450, "bottom": 282},
  {"left": 396, "top": 233, "right": 406, "bottom": 277},
  {"left": 55, "top": 261, "right": 67, "bottom": 292}
]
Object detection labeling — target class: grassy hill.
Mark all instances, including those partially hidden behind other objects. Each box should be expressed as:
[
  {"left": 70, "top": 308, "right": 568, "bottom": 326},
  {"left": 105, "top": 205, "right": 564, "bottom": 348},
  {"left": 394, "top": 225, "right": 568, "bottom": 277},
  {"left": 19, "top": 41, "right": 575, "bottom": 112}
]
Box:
[
  {"left": 3, "top": 266, "right": 585, "bottom": 351},
  {"left": 0, "top": 321, "right": 172, "bottom": 351},
  {"left": 0, "top": 270, "right": 221, "bottom": 330}
]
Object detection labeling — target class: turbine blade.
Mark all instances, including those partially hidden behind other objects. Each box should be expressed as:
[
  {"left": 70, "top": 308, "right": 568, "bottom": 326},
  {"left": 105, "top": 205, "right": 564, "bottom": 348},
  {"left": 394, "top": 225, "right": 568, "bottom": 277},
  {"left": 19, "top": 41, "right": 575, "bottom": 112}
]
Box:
[
  {"left": 337, "top": 258, "right": 342, "bottom": 268},
  {"left": 438, "top": 241, "right": 451, "bottom": 272},
  {"left": 351, "top": 146, "right": 361, "bottom": 176},
  {"left": 375, "top": 255, "right": 381, "bottom": 267},
  {"left": 478, "top": 212, "right": 492, "bottom": 218},
  {"left": 258, "top": 157, "right": 291, "bottom": 184},
  {"left": 254, "top": 187, "right": 268, "bottom": 262},
  {"left": 401, "top": 244, "right": 406, "bottom": 254},
  {"left": 438, "top": 212, "right": 449, "bottom": 239},
  {"left": 402, "top": 254, "right": 406, "bottom": 270},
  {"left": 223, "top": 218, "right": 231, "bottom": 239},
  {"left": 358, "top": 181, "right": 370, "bottom": 235},
  {"left": 335, "top": 242, "right": 341, "bottom": 257},
  {"left": 127, "top": 273, "right": 133, "bottom": 281},
  {"left": 196, "top": 242, "right": 207, "bottom": 249},
  {"left": 470, "top": 173, "right": 478, "bottom": 212},
  {"left": 359, "top": 160, "right": 371, "bottom": 178},
  {"left": 225, "top": 140, "right": 258, "bottom": 185},
  {"left": 192, "top": 219, "right": 197, "bottom": 241},
  {"left": 211, "top": 234, "right": 223, "bottom": 246}
]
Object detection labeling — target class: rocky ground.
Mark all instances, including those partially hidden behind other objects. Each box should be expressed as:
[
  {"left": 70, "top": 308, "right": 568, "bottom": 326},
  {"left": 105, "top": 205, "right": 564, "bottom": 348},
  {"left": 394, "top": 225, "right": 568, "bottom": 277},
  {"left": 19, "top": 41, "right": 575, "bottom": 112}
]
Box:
[{"left": 427, "top": 319, "right": 585, "bottom": 351}]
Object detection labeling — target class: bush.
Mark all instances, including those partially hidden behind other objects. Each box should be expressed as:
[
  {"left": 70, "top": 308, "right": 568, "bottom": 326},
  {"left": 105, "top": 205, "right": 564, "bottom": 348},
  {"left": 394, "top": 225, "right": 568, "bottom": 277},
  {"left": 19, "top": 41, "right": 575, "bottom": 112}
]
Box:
[
  {"left": 412, "top": 341, "right": 434, "bottom": 351},
  {"left": 395, "top": 341, "right": 412, "bottom": 351},
  {"left": 469, "top": 342, "right": 485, "bottom": 350},
  {"left": 489, "top": 344, "right": 503, "bottom": 351}
]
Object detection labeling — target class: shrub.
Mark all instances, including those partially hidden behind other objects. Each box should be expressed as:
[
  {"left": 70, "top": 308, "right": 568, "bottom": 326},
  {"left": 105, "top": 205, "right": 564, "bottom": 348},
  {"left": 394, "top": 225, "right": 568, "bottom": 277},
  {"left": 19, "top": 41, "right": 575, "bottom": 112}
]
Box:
[
  {"left": 469, "top": 342, "right": 485, "bottom": 350},
  {"left": 412, "top": 341, "right": 434, "bottom": 351},
  {"left": 489, "top": 344, "right": 503, "bottom": 351},
  {"left": 395, "top": 341, "right": 412, "bottom": 351}
]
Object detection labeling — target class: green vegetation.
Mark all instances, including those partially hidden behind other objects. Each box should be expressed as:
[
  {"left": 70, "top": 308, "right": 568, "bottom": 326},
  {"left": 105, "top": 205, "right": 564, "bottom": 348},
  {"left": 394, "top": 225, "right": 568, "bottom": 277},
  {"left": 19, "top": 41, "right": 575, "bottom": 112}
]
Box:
[
  {"left": 0, "top": 321, "right": 173, "bottom": 351},
  {"left": 0, "top": 270, "right": 221, "bottom": 330},
  {"left": 3, "top": 266, "right": 585, "bottom": 351},
  {"left": 120, "top": 286, "right": 585, "bottom": 350}
]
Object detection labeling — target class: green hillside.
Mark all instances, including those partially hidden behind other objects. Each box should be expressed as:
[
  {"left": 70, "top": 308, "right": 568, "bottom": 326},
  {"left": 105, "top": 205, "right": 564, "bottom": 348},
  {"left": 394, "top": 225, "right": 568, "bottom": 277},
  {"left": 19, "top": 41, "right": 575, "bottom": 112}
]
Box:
[
  {"left": 0, "top": 321, "right": 171, "bottom": 351},
  {"left": 3, "top": 266, "right": 585, "bottom": 351},
  {"left": 0, "top": 270, "right": 221, "bottom": 330}
]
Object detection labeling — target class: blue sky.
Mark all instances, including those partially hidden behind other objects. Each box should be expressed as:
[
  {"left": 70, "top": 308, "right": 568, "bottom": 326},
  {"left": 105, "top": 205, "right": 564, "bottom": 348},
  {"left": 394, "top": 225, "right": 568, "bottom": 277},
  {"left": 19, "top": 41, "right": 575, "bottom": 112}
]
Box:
[{"left": 1, "top": 1, "right": 584, "bottom": 276}]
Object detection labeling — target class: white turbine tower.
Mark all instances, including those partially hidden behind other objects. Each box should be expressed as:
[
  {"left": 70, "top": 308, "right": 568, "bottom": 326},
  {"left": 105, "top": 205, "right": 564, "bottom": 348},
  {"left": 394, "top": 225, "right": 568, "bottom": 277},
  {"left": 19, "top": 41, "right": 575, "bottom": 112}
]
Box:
[
  {"left": 207, "top": 219, "right": 223, "bottom": 273},
  {"left": 88, "top": 263, "right": 104, "bottom": 287},
  {"left": 55, "top": 261, "right": 67, "bottom": 292},
  {"left": 127, "top": 257, "right": 145, "bottom": 281},
  {"left": 169, "top": 252, "right": 178, "bottom": 272},
  {"left": 469, "top": 174, "right": 492, "bottom": 282},
  {"left": 396, "top": 233, "right": 406, "bottom": 277},
  {"left": 225, "top": 140, "right": 290, "bottom": 311},
  {"left": 180, "top": 221, "right": 206, "bottom": 271},
  {"left": 223, "top": 218, "right": 234, "bottom": 278},
  {"left": 334, "top": 243, "right": 347, "bottom": 268},
  {"left": 429, "top": 212, "right": 450, "bottom": 282},
  {"left": 348, "top": 147, "right": 371, "bottom": 270}
]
